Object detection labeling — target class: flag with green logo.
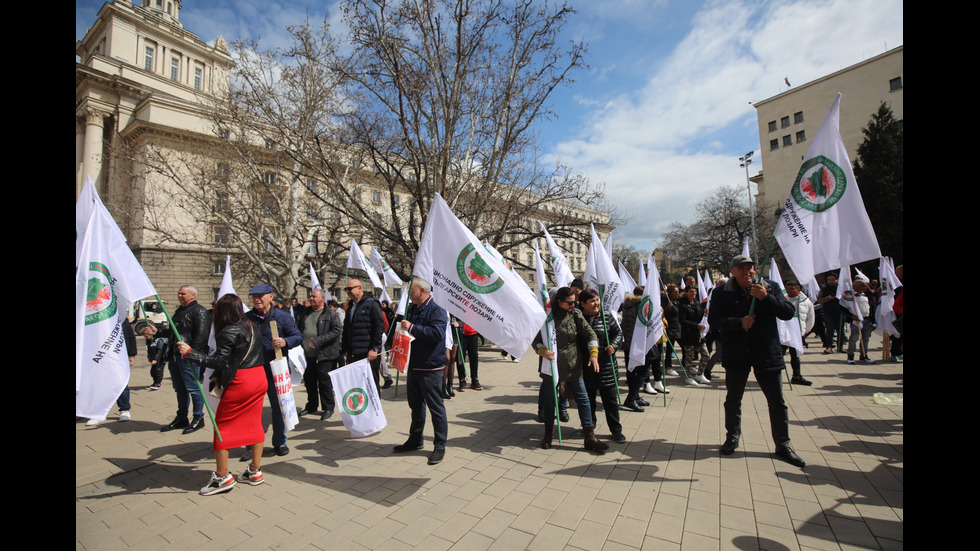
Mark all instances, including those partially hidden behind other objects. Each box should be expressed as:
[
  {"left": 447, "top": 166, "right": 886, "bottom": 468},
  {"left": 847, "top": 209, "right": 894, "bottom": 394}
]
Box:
[
  {"left": 329, "top": 358, "right": 386, "bottom": 438},
  {"left": 414, "top": 194, "right": 546, "bottom": 360},
  {"left": 628, "top": 254, "right": 663, "bottom": 370},
  {"left": 774, "top": 93, "right": 880, "bottom": 283},
  {"left": 76, "top": 179, "right": 156, "bottom": 419}
]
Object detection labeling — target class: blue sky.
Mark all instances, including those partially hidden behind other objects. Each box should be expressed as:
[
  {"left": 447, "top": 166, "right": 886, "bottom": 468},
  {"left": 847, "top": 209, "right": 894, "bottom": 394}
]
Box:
[{"left": 77, "top": 0, "right": 903, "bottom": 253}]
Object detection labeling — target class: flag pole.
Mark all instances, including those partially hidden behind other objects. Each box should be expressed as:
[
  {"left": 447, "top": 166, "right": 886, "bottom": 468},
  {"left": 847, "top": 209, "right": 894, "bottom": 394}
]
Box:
[
  {"left": 155, "top": 293, "right": 222, "bottom": 441},
  {"left": 596, "top": 288, "right": 622, "bottom": 404},
  {"left": 539, "top": 289, "right": 562, "bottom": 443}
]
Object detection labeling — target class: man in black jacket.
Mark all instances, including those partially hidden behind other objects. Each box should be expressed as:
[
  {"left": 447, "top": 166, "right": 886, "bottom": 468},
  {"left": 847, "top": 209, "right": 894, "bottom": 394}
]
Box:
[
  {"left": 161, "top": 285, "right": 211, "bottom": 434},
  {"left": 342, "top": 279, "right": 385, "bottom": 392},
  {"left": 298, "top": 289, "right": 343, "bottom": 420},
  {"left": 708, "top": 255, "right": 805, "bottom": 468}
]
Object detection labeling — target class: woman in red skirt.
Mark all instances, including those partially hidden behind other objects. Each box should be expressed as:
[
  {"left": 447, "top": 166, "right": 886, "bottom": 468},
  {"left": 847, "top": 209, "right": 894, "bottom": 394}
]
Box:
[{"left": 178, "top": 294, "right": 266, "bottom": 496}]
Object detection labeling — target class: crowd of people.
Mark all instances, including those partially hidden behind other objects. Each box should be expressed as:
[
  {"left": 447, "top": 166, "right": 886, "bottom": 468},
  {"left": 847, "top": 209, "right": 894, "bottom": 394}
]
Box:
[{"left": 86, "top": 255, "right": 903, "bottom": 495}]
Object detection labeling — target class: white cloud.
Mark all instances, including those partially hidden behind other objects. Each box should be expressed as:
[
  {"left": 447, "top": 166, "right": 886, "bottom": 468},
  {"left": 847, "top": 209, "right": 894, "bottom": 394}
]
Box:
[{"left": 547, "top": 0, "right": 903, "bottom": 250}]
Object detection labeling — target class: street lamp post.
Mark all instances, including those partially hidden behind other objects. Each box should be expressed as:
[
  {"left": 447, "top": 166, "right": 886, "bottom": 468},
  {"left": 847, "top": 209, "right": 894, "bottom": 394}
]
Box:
[{"left": 739, "top": 151, "right": 758, "bottom": 256}]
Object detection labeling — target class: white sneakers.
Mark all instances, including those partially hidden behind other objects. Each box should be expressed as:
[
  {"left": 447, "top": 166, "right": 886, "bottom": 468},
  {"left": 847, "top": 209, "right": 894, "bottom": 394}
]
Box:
[
  {"left": 685, "top": 378, "right": 699, "bottom": 386},
  {"left": 693, "top": 375, "right": 711, "bottom": 384},
  {"left": 85, "top": 418, "right": 104, "bottom": 426},
  {"left": 119, "top": 410, "right": 132, "bottom": 422},
  {"left": 643, "top": 382, "right": 657, "bottom": 394},
  {"left": 653, "top": 381, "right": 669, "bottom": 394}
]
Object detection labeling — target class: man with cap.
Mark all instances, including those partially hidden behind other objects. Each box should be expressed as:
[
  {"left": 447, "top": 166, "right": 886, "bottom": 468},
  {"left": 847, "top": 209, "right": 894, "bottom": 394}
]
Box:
[
  {"left": 244, "top": 283, "right": 303, "bottom": 458},
  {"left": 708, "top": 255, "right": 806, "bottom": 468}
]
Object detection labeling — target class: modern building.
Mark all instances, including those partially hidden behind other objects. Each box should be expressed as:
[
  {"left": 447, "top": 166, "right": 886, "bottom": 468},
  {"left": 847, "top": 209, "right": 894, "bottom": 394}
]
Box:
[
  {"left": 750, "top": 45, "right": 903, "bottom": 207},
  {"left": 76, "top": 1, "right": 611, "bottom": 306}
]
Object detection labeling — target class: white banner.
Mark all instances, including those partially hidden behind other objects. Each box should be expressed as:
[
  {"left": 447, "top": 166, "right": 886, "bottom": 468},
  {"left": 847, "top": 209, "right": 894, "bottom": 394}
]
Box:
[
  {"left": 329, "top": 358, "right": 387, "bottom": 438},
  {"left": 270, "top": 356, "right": 299, "bottom": 432},
  {"left": 628, "top": 254, "right": 663, "bottom": 370},
  {"left": 76, "top": 178, "right": 157, "bottom": 419},
  {"left": 348, "top": 239, "right": 384, "bottom": 290},
  {"left": 770, "top": 259, "right": 804, "bottom": 355},
  {"left": 413, "top": 194, "right": 545, "bottom": 360},
  {"left": 540, "top": 222, "right": 575, "bottom": 288},
  {"left": 774, "top": 93, "right": 881, "bottom": 283},
  {"left": 584, "top": 223, "right": 624, "bottom": 315}
]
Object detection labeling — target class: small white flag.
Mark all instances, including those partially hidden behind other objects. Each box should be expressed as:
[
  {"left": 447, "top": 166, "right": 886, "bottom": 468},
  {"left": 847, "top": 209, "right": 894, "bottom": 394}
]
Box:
[{"left": 329, "top": 358, "right": 387, "bottom": 438}]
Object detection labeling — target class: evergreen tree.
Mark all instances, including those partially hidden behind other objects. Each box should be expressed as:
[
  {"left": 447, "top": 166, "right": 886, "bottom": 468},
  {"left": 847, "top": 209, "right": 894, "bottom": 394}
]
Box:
[{"left": 853, "top": 102, "right": 903, "bottom": 265}]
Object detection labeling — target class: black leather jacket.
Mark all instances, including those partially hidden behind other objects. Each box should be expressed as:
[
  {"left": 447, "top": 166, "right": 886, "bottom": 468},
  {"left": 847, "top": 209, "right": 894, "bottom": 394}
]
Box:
[
  {"left": 167, "top": 300, "right": 210, "bottom": 360},
  {"left": 185, "top": 324, "right": 263, "bottom": 388}
]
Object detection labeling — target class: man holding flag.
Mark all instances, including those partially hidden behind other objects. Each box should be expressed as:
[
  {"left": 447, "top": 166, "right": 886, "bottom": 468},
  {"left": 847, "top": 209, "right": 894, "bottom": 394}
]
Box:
[
  {"left": 159, "top": 285, "right": 211, "bottom": 434},
  {"left": 709, "top": 255, "right": 805, "bottom": 468},
  {"left": 394, "top": 277, "right": 449, "bottom": 465}
]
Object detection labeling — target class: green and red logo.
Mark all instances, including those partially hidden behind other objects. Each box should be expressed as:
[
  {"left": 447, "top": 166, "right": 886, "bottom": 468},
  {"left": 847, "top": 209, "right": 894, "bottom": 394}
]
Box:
[
  {"left": 85, "top": 262, "right": 117, "bottom": 325},
  {"left": 637, "top": 296, "right": 654, "bottom": 327},
  {"left": 456, "top": 243, "right": 504, "bottom": 294},
  {"left": 342, "top": 388, "right": 369, "bottom": 415},
  {"left": 791, "top": 155, "right": 847, "bottom": 212}
]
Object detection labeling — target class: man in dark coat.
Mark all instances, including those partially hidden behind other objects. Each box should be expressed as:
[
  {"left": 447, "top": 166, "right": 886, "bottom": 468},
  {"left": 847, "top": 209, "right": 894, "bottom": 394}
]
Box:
[
  {"left": 341, "top": 279, "right": 386, "bottom": 392},
  {"left": 161, "top": 285, "right": 211, "bottom": 434},
  {"left": 708, "top": 255, "right": 805, "bottom": 468}
]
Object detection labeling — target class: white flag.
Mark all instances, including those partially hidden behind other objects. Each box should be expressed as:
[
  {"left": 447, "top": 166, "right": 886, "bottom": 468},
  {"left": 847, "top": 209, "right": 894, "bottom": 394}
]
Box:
[
  {"left": 328, "top": 358, "right": 386, "bottom": 438},
  {"left": 742, "top": 237, "right": 751, "bottom": 259},
  {"left": 370, "top": 247, "right": 404, "bottom": 287},
  {"left": 618, "top": 262, "right": 637, "bottom": 296},
  {"left": 395, "top": 284, "right": 409, "bottom": 317},
  {"left": 836, "top": 266, "right": 862, "bottom": 321},
  {"left": 540, "top": 223, "right": 575, "bottom": 287},
  {"left": 637, "top": 260, "right": 647, "bottom": 289},
  {"left": 347, "top": 239, "right": 384, "bottom": 290},
  {"left": 774, "top": 93, "right": 881, "bottom": 283},
  {"left": 76, "top": 183, "right": 157, "bottom": 419},
  {"left": 414, "top": 194, "right": 546, "bottom": 360},
  {"left": 584, "top": 224, "right": 624, "bottom": 314},
  {"left": 770, "top": 259, "right": 804, "bottom": 354},
  {"left": 604, "top": 231, "right": 614, "bottom": 259},
  {"left": 875, "top": 257, "right": 902, "bottom": 337},
  {"left": 628, "top": 255, "right": 663, "bottom": 370},
  {"left": 534, "top": 242, "right": 558, "bottom": 378}
]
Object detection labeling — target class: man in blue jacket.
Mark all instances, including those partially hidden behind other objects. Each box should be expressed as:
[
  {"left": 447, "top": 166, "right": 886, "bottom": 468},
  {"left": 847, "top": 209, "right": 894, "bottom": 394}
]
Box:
[
  {"left": 393, "top": 277, "right": 448, "bottom": 465},
  {"left": 708, "top": 255, "right": 805, "bottom": 468},
  {"left": 245, "top": 283, "right": 303, "bottom": 458}
]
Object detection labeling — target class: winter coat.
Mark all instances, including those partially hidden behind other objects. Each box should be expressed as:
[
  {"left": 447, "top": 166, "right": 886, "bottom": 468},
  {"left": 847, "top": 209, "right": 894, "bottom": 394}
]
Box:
[
  {"left": 707, "top": 277, "right": 795, "bottom": 373},
  {"left": 583, "top": 308, "right": 623, "bottom": 390},
  {"left": 553, "top": 306, "right": 598, "bottom": 382}
]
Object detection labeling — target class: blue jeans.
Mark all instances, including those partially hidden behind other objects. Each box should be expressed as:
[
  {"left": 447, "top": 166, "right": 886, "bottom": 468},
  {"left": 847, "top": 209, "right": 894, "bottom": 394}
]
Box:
[
  {"left": 539, "top": 377, "right": 593, "bottom": 428},
  {"left": 170, "top": 357, "right": 204, "bottom": 419},
  {"left": 264, "top": 362, "right": 287, "bottom": 447},
  {"left": 116, "top": 387, "right": 131, "bottom": 411}
]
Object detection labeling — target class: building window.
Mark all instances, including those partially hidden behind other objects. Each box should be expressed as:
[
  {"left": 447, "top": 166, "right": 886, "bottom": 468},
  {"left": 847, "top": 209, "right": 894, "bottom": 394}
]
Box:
[
  {"left": 794, "top": 111, "right": 804, "bottom": 124},
  {"left": 170, "top": 58, "right": 180, "bottom": 81},
  {"left": 215, "top": 191, "right": 229, "bottom": 212},
  {"left": 194, "top": 67, "right": 203, "bottom": 90},
  {"left": 263, "top": 172, "right": 276, "bottom": 185},
  {"left": 306, "top": 202, "right": 318, "bottom": 219},
  {"left": 353, "top": 189, "right": 362, "bottom": 202},
  {"left": 372, "top": 191, "right": 382, "bottom": 204},
  {"left": 306, "top": 179, "right": 317, "bottom": 194},
  {"left": 216, "top": 163, "right": 229, "bottom": 179},
  {"left": 393, "top": 195, "right": 400, "bottom": 207},
  {"left": 212, "top": 262, "right": 224, "bottom": 274},
  {"left": 795, "top": 130, "right": 806, "bottom": 143},
  {"left": 782, "top": 135, "right": 792, "bottom": 147},
  {"left": 780, "top": 116, "right": 790, "bottom": 128},
  {"left": 264, "top": 139, "right": 276, "bottom": 150},
  {"left": 214, "top": 226, "right": 229, "bottom": 245},
  {"left": 889, "top": 76, "right": 903, "bottom": 91},
  {"left": 768, "top": 121, "right": 777, "bottom": 132},
  {"left": 144, "top": 45, "right": 155, "bottom": 71},
  {"left": 769, "top": 139, "right": 779, "bottom": 151}
]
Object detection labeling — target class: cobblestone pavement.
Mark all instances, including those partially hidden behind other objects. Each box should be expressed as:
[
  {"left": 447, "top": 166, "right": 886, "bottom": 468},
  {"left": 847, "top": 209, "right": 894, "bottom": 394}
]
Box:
[{"left": 77, "top": 336, "right": 902, "bottom": 550}]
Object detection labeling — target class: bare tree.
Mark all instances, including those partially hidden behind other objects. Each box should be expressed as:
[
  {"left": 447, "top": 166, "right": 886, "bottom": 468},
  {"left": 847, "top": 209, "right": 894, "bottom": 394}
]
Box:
[{"left": 659, "top": 185, "right": 780, "bottom": 276}]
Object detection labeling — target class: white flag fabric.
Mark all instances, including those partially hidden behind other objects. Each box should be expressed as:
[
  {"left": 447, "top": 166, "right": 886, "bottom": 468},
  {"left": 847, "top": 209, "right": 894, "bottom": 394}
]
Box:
[
  {"left": 584, "top": 224, "right": 624, "bottom": 314},
  {"left": 836, "top": 266, "right": 862, "bottom": 321},
  {"left": 329, "top": 358, "right": 387, "bottom": 438},
  {"left": 774, "top": 93, "right": 881, "bottom": 283},
  {"left": 604, "top": 231, "right": 614, "bottom": 259},
  {"left": 414, "top": 194, "right": 546, "bottom": 360},
  {"left": 540, "top": 223, "right": 575, "bottom": 288},
  {"left": 629, "top": 255, "right": 663, "bottom": 370},
  {"left": 76, "top": 182, "right": 157, "bottom": 419},
  {"left": 742, "top": 238, "right": 751, "bottom": 259},
  {"left": 771, "top": 259, "right": 804, "bottom": 354},
  {"left": 618, "top": 262, "right": 637, "bottom": 296},
  {"left": 875, "top": 257, "right": 902, "bottom": 337},
  {"left": 370, "top": 247, "right": 404, "bottom": 288},
  {"left": 534, "top": 242, "right": 558, "bottom": 378},
  {"left": 395, "top": 284, "right": 409, "bottom": 317},
  {"left": 347, "top": 239, "right": 384, "bottom": 290},
  {"left": 309, "top": 262, "right": 322, "bottom": 291}
]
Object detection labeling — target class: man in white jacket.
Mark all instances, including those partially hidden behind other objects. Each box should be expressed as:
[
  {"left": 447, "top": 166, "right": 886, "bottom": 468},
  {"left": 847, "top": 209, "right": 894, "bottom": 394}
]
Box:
[{"left": 785, "top": 281, "right": 816, "bottom": 385}]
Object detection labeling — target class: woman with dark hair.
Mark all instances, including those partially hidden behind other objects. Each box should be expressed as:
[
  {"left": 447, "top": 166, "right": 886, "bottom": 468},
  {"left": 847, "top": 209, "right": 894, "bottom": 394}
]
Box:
[
  {"left": 678, "top": 286, "right": 710, "bottom": 385},
  {"left": 177, "top": 294, "right": 266, "bottom": 496},
  {"left": 536, "top": 287, "right": 608, "bottom": 453},
  {"left": 579, "top": 289, "right": 625, "bottom": 443}
]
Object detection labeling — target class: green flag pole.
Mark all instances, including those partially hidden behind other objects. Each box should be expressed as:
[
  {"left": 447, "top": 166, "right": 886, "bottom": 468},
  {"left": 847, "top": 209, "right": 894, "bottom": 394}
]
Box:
[{"left": 155, "top": 294, "right": 222, "bottom": 441}]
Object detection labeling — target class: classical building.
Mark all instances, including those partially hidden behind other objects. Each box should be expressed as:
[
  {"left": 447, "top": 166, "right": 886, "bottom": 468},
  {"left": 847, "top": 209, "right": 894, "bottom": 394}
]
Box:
[
  {"left": 77, "top": 1, "right": 612, "bottom": 306},
  {"left": 76, "top": 0, "right": 235, "bottom": 300},
  {"left": 750, "top": 45, "right": 903, "bottom": 207}
]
